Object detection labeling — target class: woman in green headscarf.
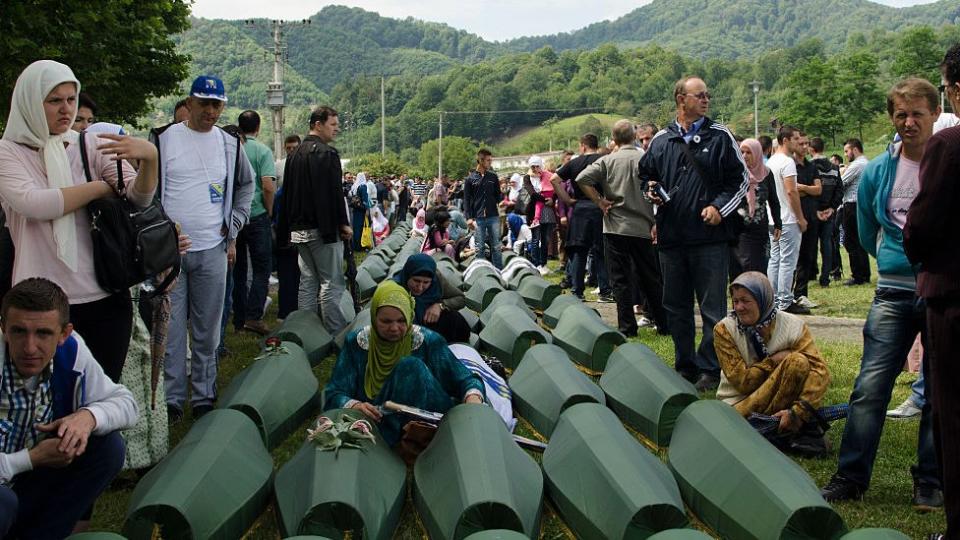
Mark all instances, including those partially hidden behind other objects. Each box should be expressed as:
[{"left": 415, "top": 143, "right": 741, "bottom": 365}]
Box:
[{"left": 324, "top": 280, "right": 485, "bottom": 446}]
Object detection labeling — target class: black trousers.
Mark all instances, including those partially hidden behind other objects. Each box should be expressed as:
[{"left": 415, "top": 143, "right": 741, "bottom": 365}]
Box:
[
  {"left": 734, "top": 221, "right": 770, "bottom": 277},
  {"left": 927, "top": 297, "right": 960, "bottom": 539},
  {"left": 794, "top": 214, "right": 820, "bottom": 298},
  {"left": 842, "top": 202, "right": 871, "bottom": 283},
  {"left": 603, "top": 233, "right": 667, "bottom": 335},
  {"left": 70, "top": 291, "right": 133, "bottom": 383},
  {"left": 277, "top": 246, "right": 301, "bottom": 320}
]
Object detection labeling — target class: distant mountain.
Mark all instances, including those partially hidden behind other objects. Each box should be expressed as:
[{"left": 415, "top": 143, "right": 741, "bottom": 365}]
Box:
[{"left": 504, "top": 0, "right": 960, "bottom": 57}]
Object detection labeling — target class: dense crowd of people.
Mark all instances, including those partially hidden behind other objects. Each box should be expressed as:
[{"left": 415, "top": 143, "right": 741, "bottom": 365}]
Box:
[{"left": 0, "top": 41, "right": 957, "bottom": 539}]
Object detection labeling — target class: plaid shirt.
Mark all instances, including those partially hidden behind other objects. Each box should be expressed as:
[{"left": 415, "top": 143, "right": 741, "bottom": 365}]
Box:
[{"left": 0, "top": 357, "right": 54, "bottom": 454}]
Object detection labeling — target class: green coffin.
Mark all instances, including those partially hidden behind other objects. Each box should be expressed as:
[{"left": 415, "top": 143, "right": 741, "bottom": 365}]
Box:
[
  {"left": 460, "top": 307, "right": 481, "bottom": 332},
  {"left": 431, "top": 252, "right": 457, "bottom": 267},
  {"left": 269, "top": 310, "right": 334, "bottom": 366},
  {"left": 338, "top": 291, "right": 358, "bottom": 323},
  {"left": 217, "top": 342, "right": 320, "bottom": 449},
  {"left": 469, "top": 332, "right": 481, "bottom": 349},
  {"left": 599, "top": 343, "right": 698, "bottom": 447},
  {"left": 458, "top": 254, "right": 476, "bottom": 270},
  {"left": 500, "top": 250, "right": 517, "bottom": 265},
  {"left": 368, "top": 245, "right": 395, "bottom": 260},
  {"left": 551, "top": 308, "right": 625, "bottom": 372},
  {"left": 465, "top": 276, "right": 506, "bottom": 312},
  {"left": 463, "top": 264, "right": 503, "bottom": 291},
  {"left": 839, "top": 529, "right": 909, "bottom": 539},
  {"left": 668, "top": 401, "right": 847, "bottom": 540},
  {"left": 355, "top": 268, "right": 379, "bottom": 302},
  {"left": 274, "top": 409, "right": 406, "bottom": 540},
  {"left": 506, "top": 266, "right": 539, "bottom": 290},
  {"left": 123, "top": 409, "right": 273, "bottom": 540},
  {"left": 479, "top": 305, "right": 552, "bottom": 369},
  {"left": 414, "top": 405, "right": 543, "bottom": 540},
  {"left": 66, "top": 534, "right": 128, "bottom": 540},
  {"left": 542, "top": 294, "right": 597, "bottom": 329},
  {"left": 440, "top": 264, "right": 465, "bottom": 291},
  {"left": 358, "top": 256, "right": 389, "bottom": 282},
  {"left": 543, "top": 403, "right": 688, "bottom": 539},
  {"left": 463, "top": 530, "right": 529, "bottom": 540},
  {"left": 334, "top": 308, "right": 370, "bottom": 351},
  {"left": 509, "top": 344, "right": 604, "bottom": 437},
  {"left": 646, "top": 530, "right": 713, "bottom": 540},
  {"left": 479, "top": 290, "right": 537, "bottom": 328},
  {"left": 516, "top": 276, "right": 561, "bottom": 311}
]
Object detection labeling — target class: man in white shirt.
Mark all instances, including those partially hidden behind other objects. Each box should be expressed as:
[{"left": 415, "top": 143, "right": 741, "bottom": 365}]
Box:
[
  {"left": 840, "top": 139, "right": 872, "bottom": 285},
  {"left": 0, "top": 278, "right": 137, "bottom": 539},
  {"left": 149, "top": 76, "right": 254, "bottom": 423},
  {"left": 766, "top": 126, "right": 808, "bottom": 313}
]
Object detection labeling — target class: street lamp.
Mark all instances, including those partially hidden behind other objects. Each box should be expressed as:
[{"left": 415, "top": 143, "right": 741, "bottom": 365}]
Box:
[{"left": 749, "top": 80, "right": 763, "bottom": 139}]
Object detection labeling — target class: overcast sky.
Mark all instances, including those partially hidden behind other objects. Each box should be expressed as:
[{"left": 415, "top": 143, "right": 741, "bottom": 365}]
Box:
[{"left": 189, "top": 0, "right": 939, "bottom": 41}]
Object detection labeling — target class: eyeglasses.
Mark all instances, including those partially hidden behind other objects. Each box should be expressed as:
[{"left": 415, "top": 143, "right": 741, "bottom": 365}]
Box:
[{"left": 685, "top": 92, "right": 711, "bottom": 101}]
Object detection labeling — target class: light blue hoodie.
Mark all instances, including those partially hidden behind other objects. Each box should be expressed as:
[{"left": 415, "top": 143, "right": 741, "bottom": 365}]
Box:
[{"left": 856, "top": 142, "right": 918, "bottom": 291}]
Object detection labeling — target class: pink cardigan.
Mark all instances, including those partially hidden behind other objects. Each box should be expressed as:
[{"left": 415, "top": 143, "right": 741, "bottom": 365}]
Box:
[{"left": 0, "top": 132, "right": 150, "bottom": 303}]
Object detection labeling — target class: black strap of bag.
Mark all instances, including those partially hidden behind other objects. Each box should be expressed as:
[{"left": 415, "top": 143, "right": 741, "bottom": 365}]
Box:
[
  {"left": 677, "top": 136, "right": 748, "bottom": 235},
  {"left": 78, "top": 131, "right": 180, "bottom": 297}
]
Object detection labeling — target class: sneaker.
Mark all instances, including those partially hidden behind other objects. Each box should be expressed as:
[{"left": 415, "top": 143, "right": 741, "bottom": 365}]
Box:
[
  {"left": 821, "top": 475, "right": 866, "bottom": 502},
  {"left": 268, "top": 275, "right": 279, "bottom": 286},
  {"left": 559, "top": 278, "right": 571, "bottom": 289},
  {"left": 843, "top": 278, "right": 867, "bottom": 286},
  {"left": 243, "top": 320, "right": 271, "bottom": 336},
  {"left": 819, "top": 279, "right": 831, "bottom": 288},
  {"left": 591, "top": 287, "right": 601, "bottom": 295},
  {"left": 784, "top": 302, "right": 812, "bottom": 315},
  {"left": 538, "top": 265, "right": 552, "bottom": 276},
  {"left": 597, "top": 293, "right": 616, "bottom": 303},
  {"left": 887, "top": 398, "right": 922, "bottom": 419},
  {"left": 694, "top": 374, "right": 720, "bottom": 392},
  {"left": 192, "top": 404, "right": 214, "bottom": 420},
  {"left": 926, "top": 534, "right": 945, "bottom": 540},
  {"left": 637, "top": 316, "right": 654, "bottom": 328},
  {"left": 167, "top": 404, "right": 183, "bottom": 426},
  {"left": 796, "top": 295, "right": 819, "bottom": 309},
  {"left": 913, "top": 483, "right": 944, "bottom": 513}
]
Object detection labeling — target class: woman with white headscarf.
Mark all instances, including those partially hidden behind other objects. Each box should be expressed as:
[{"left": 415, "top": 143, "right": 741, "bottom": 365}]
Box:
[{"left": 0, "top": 60, "right": 160, "bottom": 381}]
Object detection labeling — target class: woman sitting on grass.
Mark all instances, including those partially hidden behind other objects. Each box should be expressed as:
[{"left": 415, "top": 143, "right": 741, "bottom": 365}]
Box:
[
  {"left": 395, "top": 254, "right": 471, "bottom": 344},
  {"left": 324, "top": 280, "right": 484, "bottom": 446},
  {"left": 714, "top": 271, "right": 830, "bottom": 434}
]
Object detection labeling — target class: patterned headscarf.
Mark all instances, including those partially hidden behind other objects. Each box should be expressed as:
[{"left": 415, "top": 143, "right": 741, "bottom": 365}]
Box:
[
  {"left": 364, "top": 281, "right": 415, "bottom": 398},
  {"left": 740, "top": 138, "right": 769, "bottom": 218},
  {"left": 730, "top": 271, "right": 777, "bottom": 360}
]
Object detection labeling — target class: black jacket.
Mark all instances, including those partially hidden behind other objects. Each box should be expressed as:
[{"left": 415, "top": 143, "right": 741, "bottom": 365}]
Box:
[
  {"left": 463, "top": 168, "right": 500, "bottom": 220},
  {"left": 812, "top": 157, "right": 843, "bottom": 212},
  {"left": 277, "top": 135, "right": 349, "bottom": 246},
  {"left": 637, "top": 117, "right": 749, "bottom": 249}
]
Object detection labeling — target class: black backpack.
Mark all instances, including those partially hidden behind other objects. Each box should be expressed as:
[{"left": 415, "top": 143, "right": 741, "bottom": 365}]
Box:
[{"left": 79, "top": 131, "right": 180, "bottom": 296}]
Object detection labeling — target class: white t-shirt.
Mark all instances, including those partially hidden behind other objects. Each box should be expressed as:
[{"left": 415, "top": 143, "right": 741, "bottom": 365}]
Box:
[
  {"left": 887, "top": 156, "right": 920, "bottom": 230},
  {"left": 768, "top": 152, "right": 799, "bottom": 225},
  {"left": 934, "top": 112, "right": 960, "bottom": 133},
  {"left": 162, "top": 123, "right": 227, "bottom": 251}
]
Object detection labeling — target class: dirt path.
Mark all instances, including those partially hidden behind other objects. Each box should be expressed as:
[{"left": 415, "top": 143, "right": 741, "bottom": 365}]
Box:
[{"left": 586, "top": 301, "right": 866, "bottom": 343}]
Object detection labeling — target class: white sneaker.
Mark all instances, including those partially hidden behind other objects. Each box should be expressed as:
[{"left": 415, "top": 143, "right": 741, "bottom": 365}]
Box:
[
  {"left": 887, "top": 398, "right": 922, "bottom": 419},
  {"left": 796, "top": 295, "right": 819, "bottom": 309},
  {"left": 637, "top": 316, "right": 654, "bottom": 328},
  {"left": 591, "top": 287, "right": 601, "bottom": 295},
  {"left": 538, "top": 265, "right": 552, "bottom": 276},
  {"left": 268, "top": 275, "right": 279, "bottom": 286}
]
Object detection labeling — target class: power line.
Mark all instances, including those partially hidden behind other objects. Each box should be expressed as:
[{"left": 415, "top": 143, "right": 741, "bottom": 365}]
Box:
[{"left": 438, "top": 106, "right": 606, "bottom": 115}]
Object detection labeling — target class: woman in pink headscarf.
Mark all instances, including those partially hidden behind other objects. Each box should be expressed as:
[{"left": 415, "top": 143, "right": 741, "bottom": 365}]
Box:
[{"left": 732, "top": 138, "right": 782, "bottom": 275}]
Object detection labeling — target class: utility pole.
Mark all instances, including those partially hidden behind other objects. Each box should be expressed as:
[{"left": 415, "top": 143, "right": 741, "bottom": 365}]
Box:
[
  {"left": 750, "top": 80, "right": 763, "bottom": 139},
  {"left": 381, "top": 76, "right": 386, "bottom": 156},
  {"left": 438, "top": 112, "right": 444, "bottom": 179},
  {"left": 248, "top": 18, "right": 310, "bottom": 158}
]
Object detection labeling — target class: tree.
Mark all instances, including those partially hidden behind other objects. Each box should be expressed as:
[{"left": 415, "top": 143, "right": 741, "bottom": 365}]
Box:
[
  {"left": 835, "top": 52, "right": 885, "bottom": 141},
  {"left": 891, "top": 26, "right": 942, "bottom": 83},
  {"left": 418, "top": 136, "right": 478, "bottom": 181},
  {"left": 778, "top": 57, "right": 843, "bottom": 143},
  {"left": 0, "top": 0, "right": 191, "bottom": 128},
  {"left": 348, "top": 152, "right": 409, "bottom": 178}
]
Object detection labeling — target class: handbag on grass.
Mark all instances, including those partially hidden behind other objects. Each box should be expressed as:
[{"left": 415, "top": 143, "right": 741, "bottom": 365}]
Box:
[{"left": 78, "top": 131, "right": 180, "bottom": 297}]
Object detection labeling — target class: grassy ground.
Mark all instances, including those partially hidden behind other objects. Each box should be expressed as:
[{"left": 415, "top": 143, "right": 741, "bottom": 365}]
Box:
[{"left": 89, "top": 250, "right": 945, "bottom": 539}]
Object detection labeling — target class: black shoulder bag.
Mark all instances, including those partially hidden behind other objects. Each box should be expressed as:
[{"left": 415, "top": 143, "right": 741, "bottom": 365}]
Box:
[{"left": 79, "top": 131, "right": 180, "bottom": 296}]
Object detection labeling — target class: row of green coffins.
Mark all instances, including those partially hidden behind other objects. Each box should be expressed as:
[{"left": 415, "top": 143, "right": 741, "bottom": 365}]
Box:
[{"left": 118, "top": 236, "right": 909, "bottom": 539}]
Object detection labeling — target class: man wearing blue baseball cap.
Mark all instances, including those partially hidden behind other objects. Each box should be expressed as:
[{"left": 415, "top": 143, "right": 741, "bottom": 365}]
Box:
[{"left": 149, "top": 75, "right": 254, "bottom": 423}]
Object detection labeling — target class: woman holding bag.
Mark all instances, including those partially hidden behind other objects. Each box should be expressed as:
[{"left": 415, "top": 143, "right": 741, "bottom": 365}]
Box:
[{"left": 0, "top": 60, "right": 159, "bottom": 381}]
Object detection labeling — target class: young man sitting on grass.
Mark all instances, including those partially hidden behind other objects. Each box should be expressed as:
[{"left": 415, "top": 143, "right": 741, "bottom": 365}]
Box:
[{"left": 0, "top": 278, "right": 138, "bottom": 539}]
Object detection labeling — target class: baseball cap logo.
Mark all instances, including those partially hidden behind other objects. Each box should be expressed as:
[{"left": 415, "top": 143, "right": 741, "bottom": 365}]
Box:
[{"left": 205, "top": 79, "right": 217, "bottom": 89}]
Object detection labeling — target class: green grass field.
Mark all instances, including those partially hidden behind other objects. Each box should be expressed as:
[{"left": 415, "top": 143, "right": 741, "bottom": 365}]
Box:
[{"left": 88, "top": 248, "right": 945, "bottom": 539}]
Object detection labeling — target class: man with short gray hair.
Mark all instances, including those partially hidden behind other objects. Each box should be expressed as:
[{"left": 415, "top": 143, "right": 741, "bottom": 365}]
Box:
[{"left": 576, "top": 120, "right": 667, "bottom": 337}]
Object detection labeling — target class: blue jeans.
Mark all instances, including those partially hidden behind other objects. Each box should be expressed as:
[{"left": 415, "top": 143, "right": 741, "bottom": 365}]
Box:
[
  {"left": 473, "top": 216, "right": 502, "bottom": 269},
  {"left": 659, "top": 243, "right": 728, "bottom": 378},
  {"left": 0, "top": 432, "right": 125, "bottom": 539},
  {"left": 836, "top": 288, "right": 939, "bottom": 489},
  {"left": 768, "top": 222, "right": 801, "bottom": 310},
  {"left": 909, "top": 369, "right": 926, "bottom": 408},
  {"left": 232, "top": 212, "right": 273, "bottom": 325}
]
